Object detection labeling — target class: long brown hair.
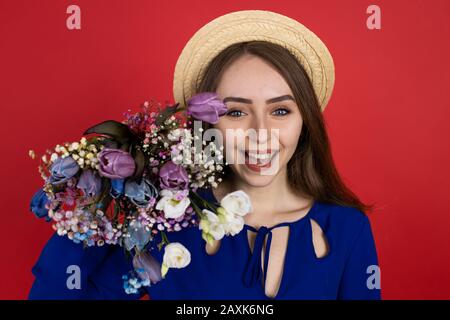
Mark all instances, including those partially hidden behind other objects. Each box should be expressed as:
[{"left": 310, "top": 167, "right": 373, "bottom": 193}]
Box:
[{"left": 196, "top": 41, "right": 373, "bottom": 214}]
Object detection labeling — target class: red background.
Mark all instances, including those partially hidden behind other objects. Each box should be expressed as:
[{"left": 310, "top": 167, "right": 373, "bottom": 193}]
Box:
[{"left": 1, "top": 0, "right": 449, "bottom": 299}]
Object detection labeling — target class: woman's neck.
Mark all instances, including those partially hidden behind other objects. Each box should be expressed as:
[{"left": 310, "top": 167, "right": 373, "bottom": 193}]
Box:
[{"left": 214, "top": 169, "right": 313, "bottom": 226}]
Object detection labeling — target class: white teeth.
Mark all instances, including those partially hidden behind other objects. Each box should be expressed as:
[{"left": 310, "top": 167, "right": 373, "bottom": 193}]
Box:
[
  {"left": 246, "top": 152, "right": 272, "bottom": 160},
  {"left": 244, "top": 151, "right": 277, "bottom": 166}
]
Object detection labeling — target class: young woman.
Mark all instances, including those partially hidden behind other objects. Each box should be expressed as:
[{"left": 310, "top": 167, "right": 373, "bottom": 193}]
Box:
[{"left": 29, "top": 10, "right": 381, "bottom": 300}]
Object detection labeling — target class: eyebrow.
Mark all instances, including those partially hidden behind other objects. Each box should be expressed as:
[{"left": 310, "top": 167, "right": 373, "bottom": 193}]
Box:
[{"left": 222, "top": 94, "right": 295, "bottom": 104}]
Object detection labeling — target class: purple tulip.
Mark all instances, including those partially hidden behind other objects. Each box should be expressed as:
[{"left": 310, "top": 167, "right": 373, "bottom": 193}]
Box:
[
  {"left": 77, "top": 169, "right": 102, "bottom": 197},
  {"left": 133, "top": 251, "right": 162, "bottom": 285},
  {"left": 187, "top": 92, "right": 227, "bottom": 124},
  {"left": 97, "top": 148, "right": 136, "bottom": 179},
  {"left": 49, "top": 156, "right": 80, "bottom": 185},
  {"left": 159, "top": 160, "right": 189, "bottom": 190}
]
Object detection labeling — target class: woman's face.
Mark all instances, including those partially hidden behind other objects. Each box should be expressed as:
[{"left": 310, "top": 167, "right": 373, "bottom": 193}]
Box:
[{"left": 213, "top": 53, "right": 303, "bottom": 187}]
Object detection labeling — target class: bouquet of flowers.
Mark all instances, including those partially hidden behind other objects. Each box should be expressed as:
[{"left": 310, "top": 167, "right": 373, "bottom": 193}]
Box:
[{"left": 29, "top": 92, "right": 252, "bottom": 294}]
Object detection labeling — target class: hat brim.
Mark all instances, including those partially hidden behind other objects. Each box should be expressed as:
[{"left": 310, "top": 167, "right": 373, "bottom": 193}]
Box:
[{"left": 173, "top": 10, "right": 335, "bottom": 111}]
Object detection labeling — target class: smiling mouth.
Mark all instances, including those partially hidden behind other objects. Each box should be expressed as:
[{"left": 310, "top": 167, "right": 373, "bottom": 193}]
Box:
[{"left": 240, "top": 150, "right": 279, "bottom": 166}]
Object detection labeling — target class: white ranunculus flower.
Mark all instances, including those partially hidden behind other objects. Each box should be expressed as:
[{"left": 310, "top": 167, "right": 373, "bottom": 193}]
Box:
[
  {"left": 219, "top": 208, "right": 245, "bottom": 236},
  {"left": 156, "top": 189, "right": 190, "bottom": 219},
  {"left": 220, "top": 190, "right": 252, "bottom": 217},
  {"left": 200, "top": 209, "right": 225, "bottom": 241},
  {"left": 226, "top": 217, "right": 245, "bottom": 236},
  {"left": 161, "top": 242, "right": 191, "bottom": 278}
]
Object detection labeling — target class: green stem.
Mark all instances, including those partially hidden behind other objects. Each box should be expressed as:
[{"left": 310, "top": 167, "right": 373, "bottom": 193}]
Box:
[
  {"left": 189, "top": 190, "right": 219, "bottom": 212},
  {"left": 158, "top": 231, "right": 170, "bottom": 251},
  {"left": 190, "top": 199, "right": 206, "bottom": 220},
  {"left": 161, "top": 231, "right": 170, "bottom": 244}
]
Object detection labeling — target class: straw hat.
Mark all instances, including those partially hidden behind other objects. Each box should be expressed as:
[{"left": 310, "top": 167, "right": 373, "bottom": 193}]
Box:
[{"left": 173, "top": 9, "right": 335, "bottom": 111}]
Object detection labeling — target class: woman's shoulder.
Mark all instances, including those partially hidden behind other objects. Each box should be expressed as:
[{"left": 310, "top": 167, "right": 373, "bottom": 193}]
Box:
[
  {"left": 313, "top": 201, "right": 373, "bottom": 242},
  {"left": 315, "top": 200, "right": 369, "bottom": 224}
]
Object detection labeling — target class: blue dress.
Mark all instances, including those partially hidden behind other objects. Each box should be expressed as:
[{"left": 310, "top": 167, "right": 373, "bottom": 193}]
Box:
[{"left": 28, "top": 187, "right": 381, "bottom": 300}]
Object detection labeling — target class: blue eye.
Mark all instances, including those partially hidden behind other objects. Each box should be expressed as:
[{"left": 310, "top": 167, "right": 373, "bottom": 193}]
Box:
[
  {"left": 226, "top": 110, "right": 245, "bottom": 117},
  {"left": 272, "top": 108, "right": 290, "bottom": 116}
]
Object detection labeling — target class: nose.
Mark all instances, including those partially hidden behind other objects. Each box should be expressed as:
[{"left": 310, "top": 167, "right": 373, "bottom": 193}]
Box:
[{"left": 248, "top": 112, "right": 270, "bottom": 146}]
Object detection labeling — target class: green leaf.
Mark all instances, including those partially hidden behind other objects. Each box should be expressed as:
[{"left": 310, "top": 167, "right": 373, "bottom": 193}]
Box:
[{"left": 83, "top": 120, "right": 135, "bottom": 145}]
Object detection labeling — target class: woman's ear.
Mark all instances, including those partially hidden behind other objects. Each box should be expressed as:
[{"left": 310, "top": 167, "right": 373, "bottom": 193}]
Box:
[{"left": 205, "top": 239, "right": 221, "bottom": 255}]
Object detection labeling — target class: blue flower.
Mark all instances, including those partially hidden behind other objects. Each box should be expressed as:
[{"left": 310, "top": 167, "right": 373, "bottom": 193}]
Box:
[
  {"left": 77, "top": 169, "right": 102, "bottom": 197},
  {"left": 49, "top": 156, "right": 80, "bottom": 185},
  {"left": 124, "top": 178, "right": 158, "bottom": 207},
  {"left": 122, "top": 271, "right": 151, "bottom": 295},
  {"left": 123, "top": 221, "right": 152, "bottom": 251},
  {"left": 30, "top": 188, "right": 51, "bottom": 221},
  {"left": 110, "top": 178, "right": 125, "bottom": 198}
]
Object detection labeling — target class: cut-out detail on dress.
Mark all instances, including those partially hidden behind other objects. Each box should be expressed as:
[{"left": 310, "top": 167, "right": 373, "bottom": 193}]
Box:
[
  {"left": 240, "top": 199, "right": 317, "bottom": 299},
  {"left": 246, "top": 226, "right": 290, "bottom": 299},
  {"left": 310, "top": 218, "right": 330, "bottom": 259}
]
